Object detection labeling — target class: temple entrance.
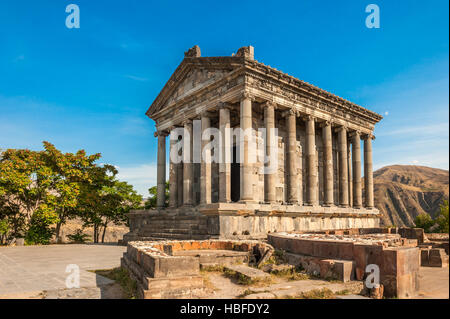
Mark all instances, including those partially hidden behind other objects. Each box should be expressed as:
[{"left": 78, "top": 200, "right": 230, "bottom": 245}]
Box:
[{"left": 231, "top": 145, "right": 240, "bottom": 202}]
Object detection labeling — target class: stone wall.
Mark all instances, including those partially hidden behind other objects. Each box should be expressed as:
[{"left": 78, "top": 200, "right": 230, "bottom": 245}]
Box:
[
  {"left": 121, "top": 239, "right": 274, "bottom": 298},
  {"left": 267, "top": 232, "right": 420, "bottom": 298}
]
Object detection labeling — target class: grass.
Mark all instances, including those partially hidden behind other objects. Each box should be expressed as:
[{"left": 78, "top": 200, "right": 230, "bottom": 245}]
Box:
[
  {"left": 263, "top": 249, "right": 288, "bottom": 266},
  {"left": 200, "top": 265, "right": 226, "bottom": 273},
  {"left": 237, "top": 288, "right": 273, "bottom": 298},
  {"left": 269, "top": 266, "right": 311, "bottom": 281},
  {"left": 93, "top": 267, "right": 138, "bottom": 299},
  {"left": 223, "top": 268, "right": 274, "bottom": 286},
  {"left": 281, "top": 288, "right": 350, "bottom": 299}
]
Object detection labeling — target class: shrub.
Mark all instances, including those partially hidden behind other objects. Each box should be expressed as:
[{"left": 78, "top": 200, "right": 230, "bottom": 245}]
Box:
[
  {"left": 414, "top": 213, "right": 434, "bottom": 233},
  {"left": 67, "top": 229, "right": 91, "bottom": 243},
  {"left": 436, "top": 200, "right": 449, "bottom": 233}
]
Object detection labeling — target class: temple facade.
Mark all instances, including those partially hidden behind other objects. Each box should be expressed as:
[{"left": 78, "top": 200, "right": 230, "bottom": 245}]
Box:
[{"left": 123, "top": 45, "right": 383, "bottom": 242}]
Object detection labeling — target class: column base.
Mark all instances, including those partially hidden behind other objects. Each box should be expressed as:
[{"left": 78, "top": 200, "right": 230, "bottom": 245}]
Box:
[{"left": 239, "top": 200, "right": 257, "bottom": 204}]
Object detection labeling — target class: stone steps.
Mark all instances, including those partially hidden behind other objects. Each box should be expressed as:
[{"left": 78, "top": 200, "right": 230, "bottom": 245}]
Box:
[
  {"left": 140, "top": 228, "right": 207, "bottom": 234},
  {"left": 140, "top": 233, "right": 212, "bottom": 240},
  {"left": 129, "top": 212, "right": 214, "bottom": 242}
]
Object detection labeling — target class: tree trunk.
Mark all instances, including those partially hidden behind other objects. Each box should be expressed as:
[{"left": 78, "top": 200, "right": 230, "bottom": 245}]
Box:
[
  {"left": 93, "top": 225, "right": 98, "bottom": 243},
  {"left": 55, "top": 221, "right": 63, "bottom": 244},
  {"left": 101, "top": 222, "right": 107, "bottom": 243}
]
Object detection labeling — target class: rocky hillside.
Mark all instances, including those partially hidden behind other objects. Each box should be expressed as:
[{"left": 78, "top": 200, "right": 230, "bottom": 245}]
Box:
[{"left": 373, "top": 165, "right": 449, "bottom": 227}]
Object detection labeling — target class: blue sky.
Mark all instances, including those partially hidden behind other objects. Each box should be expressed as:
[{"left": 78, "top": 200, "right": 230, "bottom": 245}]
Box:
[{"left": 0, "top": 0, "right": 448, "bottom": 196}]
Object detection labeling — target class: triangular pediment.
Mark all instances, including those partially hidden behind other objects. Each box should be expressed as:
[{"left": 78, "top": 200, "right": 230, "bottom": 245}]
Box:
[{"left": 146, "top": 57, "right": 244, "bottom": 118}]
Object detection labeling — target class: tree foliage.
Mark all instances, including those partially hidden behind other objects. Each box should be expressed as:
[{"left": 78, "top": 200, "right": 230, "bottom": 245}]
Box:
[
  {"left": 414, "top": 213, "right": 434, "bottom": 233},
  {"left": 436, "top": 200, "right": 449, "bottom": 233},
  {"left": 414, "top": 200, "right": 449, "bottom": 234},
  {"left": 145, "top": 181, "right": 169, "bottom": 209},
  {"left": 0, "top": 142, "right": 142, "bottom": 245}
]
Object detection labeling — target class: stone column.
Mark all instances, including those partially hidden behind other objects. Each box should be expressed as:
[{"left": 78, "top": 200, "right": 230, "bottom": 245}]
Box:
[
  {"left": 219, "top": 104, "right": 231, "bottom": 203},
  {"left": 264, "top": 101, "right": 276, "bottom": 203},
  {"left": 286, "top": 110, "right": 299, "bottom": 204},
  {"left": 306, "top": 116, "right": 318, "bottom": 206},
  {"left": 347, "top": 143, "right": 353, "bottom": 207},
  {"left": 240, "top": 92, "right": 253, "bottom": 202},
  {"left": 156, "top": 131, "right": 167, "bottom": 208},
  {"left": 200, "top": 115, "right": 212, "bottom": 204},
  {"left": 352, "top": 131, "right": 362, "bottom": 208},
  {"left": 364, "top": 135, "right": 374, "bottom": 208},
  {"left": 337, "top": 127, "right": 349, "bottom": 207},
  {"left": 183, "top": 120, "right": 193, "bottom": 206},
  {"left": 169, "top": 129, "right": 179, "bottom": 208},
  {"left": 322, "top": 121, "right": 333, "bottom": 206}
]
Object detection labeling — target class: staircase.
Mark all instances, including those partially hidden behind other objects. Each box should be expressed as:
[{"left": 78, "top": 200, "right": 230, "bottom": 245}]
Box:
[{"left": 133, "top": 213, "right": 217, "bottom": 241}]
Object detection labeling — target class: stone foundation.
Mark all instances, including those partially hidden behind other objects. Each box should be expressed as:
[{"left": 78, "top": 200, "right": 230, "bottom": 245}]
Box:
[
  {"left": 121, "top": 239, "right": 273, "bottom": 299},
  {"left": 122, "top": 204, "right": 380, "bottom": 243},
  {"left": 267, "top": 231, "right": 420, "bottom": 298}
]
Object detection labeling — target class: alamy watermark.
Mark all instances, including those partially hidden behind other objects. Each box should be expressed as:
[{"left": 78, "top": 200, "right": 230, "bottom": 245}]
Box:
[
  {"left": 65, "top": 4, "right": 80, "bottom": 29},
  {"left": 168, "top": 121, "right": 279, "bottom": 174},
  {"left": 365, "top": 4, "right": 380, "bottom": 29},
  {"left": 65, "top": 264, "right": 80, "bottom": 288}
]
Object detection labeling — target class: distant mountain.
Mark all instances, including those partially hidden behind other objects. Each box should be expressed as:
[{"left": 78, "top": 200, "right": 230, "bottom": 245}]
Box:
[{"left": 373, "top": 165, "right": 449, "bottom": 227}]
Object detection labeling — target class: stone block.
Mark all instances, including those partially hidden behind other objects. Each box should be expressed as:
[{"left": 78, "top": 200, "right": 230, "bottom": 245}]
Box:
[
  {"left": 225, "top": 264, "right": 271, "bottom": 281},
  {"left": 353, "top": 244, "right": 383, "bottom": 280},
  {"left": 420, "top": 249, "right": 430, "bottom": 266},
  {"left": 428, "top": 248, "right": 448, "bottom": 267},
  {"left": 334, "top": 260, "right": 355, "bottom": 282},
  {"left": 381, "top": 247, "right": 419, "bottom": 298},
  {"left": 142, "top": 275, "right": 204, "bottom": 299},
  {"left": 156, "top": 256, "right": 199, "bottom": 277}
]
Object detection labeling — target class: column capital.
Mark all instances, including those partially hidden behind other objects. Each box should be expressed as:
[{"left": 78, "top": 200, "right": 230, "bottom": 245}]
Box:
[
  {"left": 218, "top": 101, "right": 233, "bottom": 110},
  {"left": 182, "top": 118, "right": 193, "bottom": 126},
  {"left": 241, "top": 90, "right": 255, "bottom": 101},
  {"left": 154, "top": 130, "right": 169, "bottom": 137},
  {"left": 303, "top": 114, "right": 315, "bottom": 122},
  {"left": 318, "top": 119, "right": 333, "bottom": 128},
  {"left": 201, "top": 110, "right": 215, "bottom": 118},
  {"left": 334, "top": 125, "right": 347, "bottom": 133},
  {"left": 348, "top": 130, "right": 361, "bottom": 138},
  {"left": 281, "top": 108, "right": 297, "bottom": 118},
  {"left": 262, "top": 100, "right": 276, "bottom": 109},
  {"left": 362, "top": 133, "right": 376, "bottom": 140}
]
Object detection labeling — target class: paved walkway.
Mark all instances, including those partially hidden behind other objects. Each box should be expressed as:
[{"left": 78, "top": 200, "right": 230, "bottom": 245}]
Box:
[
  {"left": 0, "top": 244, "right": 126, "bottom": 298},
  {"left": 415, "top": 266, "right": 449, "bottom": 299}
]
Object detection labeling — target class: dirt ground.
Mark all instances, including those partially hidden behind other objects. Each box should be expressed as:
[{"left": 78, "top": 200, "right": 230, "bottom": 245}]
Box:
[
  {"left": 414, "top": 266, "right": 449, "bottom": 299},
  {"left": 198, "top": 270, "right": 364, "bottom": 299}
]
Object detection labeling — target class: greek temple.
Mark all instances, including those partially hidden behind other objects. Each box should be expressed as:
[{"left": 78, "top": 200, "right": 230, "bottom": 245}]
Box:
[{"left": 124, "top": 45, "right": 383, "bottom": 242}]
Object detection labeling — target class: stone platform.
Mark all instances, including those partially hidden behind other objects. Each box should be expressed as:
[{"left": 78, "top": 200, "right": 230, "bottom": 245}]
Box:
[
  {"left": 122, "top": 204, "right": 380, "bottom": 243},
  {"left": 121, "top": 239, "right": 274, "bottom": 299},
  {"left": 267, "top": 231, "right": 420, "bottom": 298}
]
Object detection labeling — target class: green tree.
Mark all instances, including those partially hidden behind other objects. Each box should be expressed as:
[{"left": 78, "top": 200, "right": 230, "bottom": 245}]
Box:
[
  {"left": 0, "top": 142, "right": 108, "bottom": 244},
  {"left": 145, "top": 181, "right": 169, "bottom": 209},
  {"left": 436, "top": 200, "right": 449, "bottom": 233},
  {"left": 98, "top": 180, "right": 142, "bottom": 243},
  {"left": 40, "top": 142, "right": 102, "bottom": 243},
  {"left": 79, "top": 166, "right": 142, "bottom": 243},
  {"left": 414, "top": 213, "right": 434, "bottom": 233},
  {"left": 0, "top": 148, "right": 51, "bottom": 243}
]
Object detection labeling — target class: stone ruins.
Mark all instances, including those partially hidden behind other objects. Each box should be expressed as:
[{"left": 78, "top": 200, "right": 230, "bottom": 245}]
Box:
[
  {"left": 120, "top": 46, "right": 448, "bottom": 299},
  {"left": 123, "top": 45, "right": 383, "bottom": 242}
]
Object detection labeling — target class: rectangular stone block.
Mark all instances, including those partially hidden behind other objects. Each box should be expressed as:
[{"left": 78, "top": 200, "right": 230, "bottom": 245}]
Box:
[
  {"left": 156, "top": 256, "right": 200, "bottom": 278},
  {"left": 353, "top": 244, "right": 384, "bottom": 281},
  {"left": 381, "top": 247, "right": 419, "bottom": 298},
  {"left": 142, "top": 275, "right": 204, "bottom": 299},
  {"left": 420, "top": 249, "right": 430, "bottom": 266},
  {"left": 334, "top": 260, "right": 355, "bottom": 282},
  {"left": 428, "top": 248, "right": 448, "bottom": 267}
]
